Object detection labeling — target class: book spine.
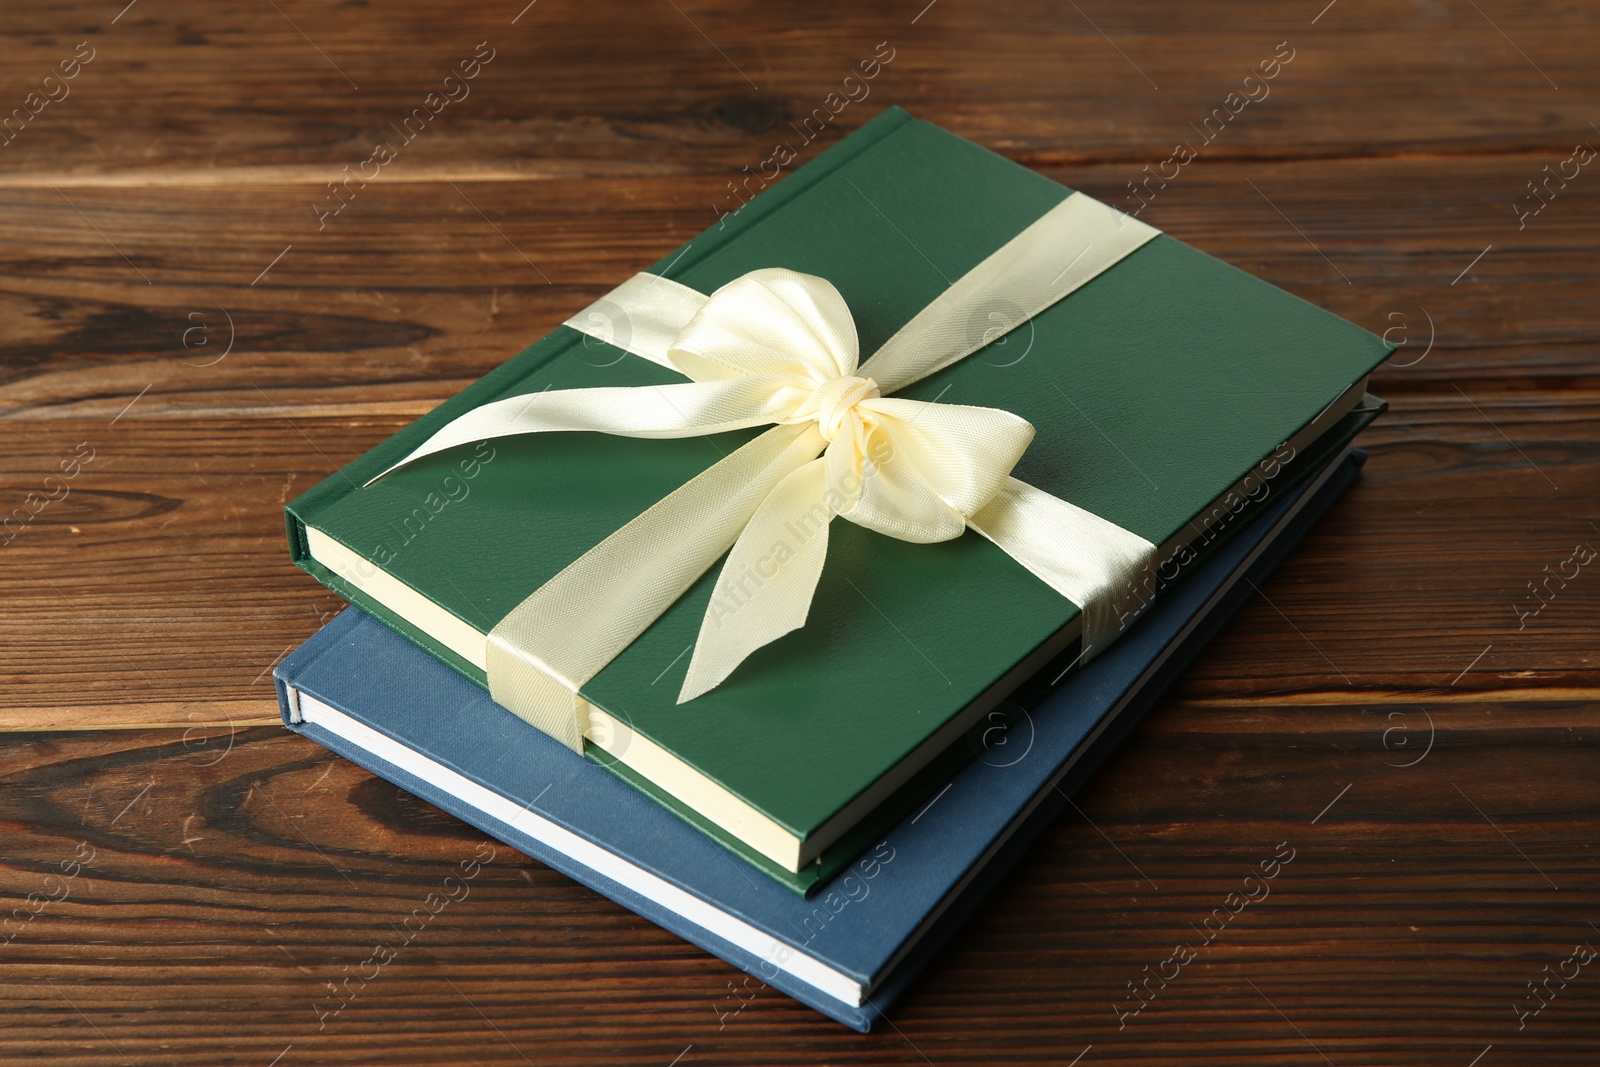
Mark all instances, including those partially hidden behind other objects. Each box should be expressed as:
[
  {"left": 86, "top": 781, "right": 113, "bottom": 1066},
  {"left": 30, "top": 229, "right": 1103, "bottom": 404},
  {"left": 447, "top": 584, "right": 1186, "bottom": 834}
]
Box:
[{"left": 273, "top": 605, "right": 364, "bottom": 728}]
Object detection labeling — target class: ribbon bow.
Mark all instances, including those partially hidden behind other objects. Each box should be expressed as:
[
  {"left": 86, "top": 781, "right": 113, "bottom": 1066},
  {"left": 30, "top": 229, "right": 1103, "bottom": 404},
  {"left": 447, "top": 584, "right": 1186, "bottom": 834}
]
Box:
[{"left": 372, "top": 191, "right": 1161, "bottom": 752}]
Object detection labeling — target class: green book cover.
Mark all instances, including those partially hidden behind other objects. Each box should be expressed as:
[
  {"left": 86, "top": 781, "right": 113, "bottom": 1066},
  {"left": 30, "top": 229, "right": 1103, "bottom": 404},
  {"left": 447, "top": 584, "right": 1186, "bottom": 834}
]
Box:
[{"left": 287, "top": 107, "right": 1391, "bottom": 887}]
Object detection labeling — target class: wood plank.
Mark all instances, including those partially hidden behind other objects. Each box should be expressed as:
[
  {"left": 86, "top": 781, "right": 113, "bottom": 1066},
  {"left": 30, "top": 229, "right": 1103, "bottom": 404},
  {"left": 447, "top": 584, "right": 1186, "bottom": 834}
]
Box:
[
  {"left": 3, "top": 154, "right": 1597, "bottom": 429},
  {"left": 0, "top": 701, "right": 1592, "bottom": 1064},
  {"left": 0, "top": 1, "right": 1593, "bottom": 180},
  {"left": 1173, "top": 389, "right": 1600, "bottom": 704}
]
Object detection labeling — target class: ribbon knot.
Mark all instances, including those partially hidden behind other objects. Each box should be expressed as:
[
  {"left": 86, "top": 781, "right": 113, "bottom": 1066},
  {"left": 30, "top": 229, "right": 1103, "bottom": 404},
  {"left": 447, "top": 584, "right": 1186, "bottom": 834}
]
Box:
[{"left": 808, "top": 374, "right": 879, "bottom": 442}]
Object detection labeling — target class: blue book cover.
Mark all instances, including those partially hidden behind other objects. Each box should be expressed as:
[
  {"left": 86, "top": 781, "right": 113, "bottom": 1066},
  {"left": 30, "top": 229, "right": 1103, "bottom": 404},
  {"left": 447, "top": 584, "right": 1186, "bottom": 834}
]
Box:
[{"left": 275, "top": 448, "right": 1365, "bottom": 1031}]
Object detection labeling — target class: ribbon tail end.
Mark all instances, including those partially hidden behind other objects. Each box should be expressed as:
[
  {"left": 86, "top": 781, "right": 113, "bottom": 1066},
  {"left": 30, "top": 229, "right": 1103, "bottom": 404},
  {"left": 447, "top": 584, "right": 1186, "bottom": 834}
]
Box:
[
  {"left": 674, "top": 459, "right": 833, "bottom": 704},
  {"left": 676, "top": 638, "right": 749, "bottom": 705}
]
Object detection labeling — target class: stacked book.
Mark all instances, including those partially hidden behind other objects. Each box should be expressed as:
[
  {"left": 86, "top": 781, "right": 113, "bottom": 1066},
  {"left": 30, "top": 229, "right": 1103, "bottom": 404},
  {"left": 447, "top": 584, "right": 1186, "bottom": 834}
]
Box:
[{"left": 274, "top": 107, "right": 1390, "bottom": 1030}]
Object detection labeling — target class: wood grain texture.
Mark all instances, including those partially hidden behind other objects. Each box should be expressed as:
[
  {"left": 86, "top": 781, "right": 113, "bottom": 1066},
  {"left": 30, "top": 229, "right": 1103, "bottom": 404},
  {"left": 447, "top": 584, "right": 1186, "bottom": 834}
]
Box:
[
  {"left": 1, "top": 0, "right": 1596, "bottom": 178},
  {"left": 0, "top": 706, "right": 1595, "bottom": 1066},
  {"left": 4, "top": 155, "right": 1598, "bottom": 424},
  {"left": 1, "top": 0, "right": 1597, "bottom": 1062}
]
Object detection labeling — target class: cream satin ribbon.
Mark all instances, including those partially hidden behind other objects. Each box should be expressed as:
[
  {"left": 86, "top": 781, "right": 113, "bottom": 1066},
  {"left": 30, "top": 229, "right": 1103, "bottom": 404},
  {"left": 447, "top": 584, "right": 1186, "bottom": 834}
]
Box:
[{"left": 371, "top": 192, "right": 1162, "bottom": 752}]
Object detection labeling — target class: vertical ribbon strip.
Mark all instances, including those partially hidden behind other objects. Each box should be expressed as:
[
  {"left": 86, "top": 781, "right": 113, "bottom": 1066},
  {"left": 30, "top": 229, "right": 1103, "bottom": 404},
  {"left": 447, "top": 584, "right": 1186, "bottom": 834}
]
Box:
[{"left": 372, "top": 191, "right": 1161, "bottom": 752}]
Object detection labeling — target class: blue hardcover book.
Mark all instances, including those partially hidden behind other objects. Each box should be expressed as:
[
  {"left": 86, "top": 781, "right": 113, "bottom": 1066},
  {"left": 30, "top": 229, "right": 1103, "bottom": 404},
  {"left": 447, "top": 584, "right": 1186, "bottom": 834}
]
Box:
[{"left": 276, "top": 448, "right": 1365, "bottom": 1031}]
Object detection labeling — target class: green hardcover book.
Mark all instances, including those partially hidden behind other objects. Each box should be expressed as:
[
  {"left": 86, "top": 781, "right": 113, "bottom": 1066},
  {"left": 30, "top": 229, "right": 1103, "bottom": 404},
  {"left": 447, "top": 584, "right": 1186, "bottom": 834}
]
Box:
[{"left": 287, "top": 107, "right": 1391, "bottom": 888}]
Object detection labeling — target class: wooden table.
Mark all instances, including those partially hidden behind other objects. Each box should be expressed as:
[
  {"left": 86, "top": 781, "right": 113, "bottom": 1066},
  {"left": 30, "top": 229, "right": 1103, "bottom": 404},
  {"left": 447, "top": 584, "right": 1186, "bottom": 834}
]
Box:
[{"left": 3, "top": 1, "right": 1596, "bottom": 1063}]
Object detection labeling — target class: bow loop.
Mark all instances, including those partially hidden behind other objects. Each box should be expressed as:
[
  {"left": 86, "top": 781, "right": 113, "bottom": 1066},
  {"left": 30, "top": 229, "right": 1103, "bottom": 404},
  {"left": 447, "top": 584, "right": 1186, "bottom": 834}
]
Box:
[
  {"left": 667, "top": 268, "right": 860, "bottom": 385},
  {"left": 822, "top": 397, "right": 1035, "bottom": 545}
]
